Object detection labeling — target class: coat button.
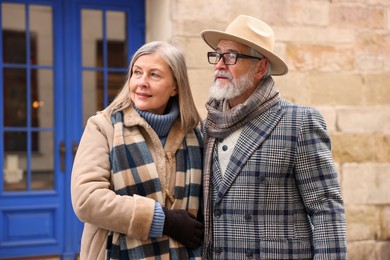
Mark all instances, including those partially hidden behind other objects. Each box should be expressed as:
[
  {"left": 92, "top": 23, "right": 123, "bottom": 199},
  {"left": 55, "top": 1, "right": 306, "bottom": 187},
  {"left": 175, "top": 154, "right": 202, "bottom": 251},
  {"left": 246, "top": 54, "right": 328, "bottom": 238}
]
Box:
[
  {"left": 215, "top": 247, "right": 222, "bottom": 255},
  {"left": 214, "top": 208, "right": 222, "bottom": 218},
  {"left": 222, "top": 145, "right": 228, "bottom": 151},
  {"left": 246, "top": 249, "right": 254, "bottom": 258},
  {"left": 244, "top": 214, "right": 252, "bottom": 221}
]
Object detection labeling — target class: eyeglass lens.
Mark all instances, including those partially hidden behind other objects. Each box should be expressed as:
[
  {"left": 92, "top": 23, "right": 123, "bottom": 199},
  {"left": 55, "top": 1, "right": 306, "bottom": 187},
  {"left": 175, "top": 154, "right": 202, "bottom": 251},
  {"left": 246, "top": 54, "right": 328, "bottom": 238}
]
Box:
[{"left": 208, "top": 52, "right": 237, "bottom": 65}]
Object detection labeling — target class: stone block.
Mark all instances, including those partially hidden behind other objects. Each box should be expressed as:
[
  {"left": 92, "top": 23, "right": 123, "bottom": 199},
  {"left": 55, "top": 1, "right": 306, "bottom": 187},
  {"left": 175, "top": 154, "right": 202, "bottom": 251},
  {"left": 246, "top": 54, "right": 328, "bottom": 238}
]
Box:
[
  {"left": 171, "top": 0, "right": 265, "bottom": 35},
  {"left": 316, "top": 106, "right": 337, "bottom": 132},
  {"left": 384, "top": 54, "right": 390, "bottom": 72},
  {"left": 273, "top": 72, "right": 311, "bottom": 105},
  {"left": 374, "top": 134, "right": 390, "bottom": 163},
  {"left": 345, "top": 205, "right": 379, "bottom": 241},
  {"left": 306, "top": 73, "right": 365, "bottom": 106},
  {"left": 356, "top": 31, "right": 390, "bottom": 56},
  {"left": 274, "top": 26, "right": 354, "bottom": 44},
  {"left": 342, "top": 163, "right": 390, "bottom": 205},
  {"left": 356, "top": 54, "right": 386, "bottom": 72},
  {"left": 364, "top": 74, "right": 390, "bottom": 105},
  {"left": 388, "top": 8, "right": 390, "bottom": 30},
  {"left": 286, "top": 44, "right": 354, "bottom": 72},
  {"left": 331, "top": 133, "right": 375, "bottom": 163},
  {"left": 347, "top": 241, "right": 377, "bottom": 260},
  {"left": 337, "top": 108, "right": 390, "bottom": 133},
  {"left": 335, "top": 0, "right": 390, "bottom": 5},
  {"left": 330, "top": 4, "right": 386, "bottom": 30},
  {"left": 260, "top": 0, "right": 329, "bottom": 27},
  {"left": 376, "top": 241, "right": 390, "bottom": 260},
  {"left": 379, "top": 206, "right": 390, "bottom": 240}
]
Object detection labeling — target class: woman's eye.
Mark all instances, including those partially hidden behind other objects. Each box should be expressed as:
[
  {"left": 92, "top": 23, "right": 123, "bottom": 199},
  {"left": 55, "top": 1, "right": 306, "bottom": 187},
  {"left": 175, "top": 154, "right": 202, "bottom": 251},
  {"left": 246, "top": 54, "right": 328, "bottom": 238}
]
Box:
[
  {"left": 133, "top": 70, "right": 142, "bottom": 75},
  {"left": 151, "top": 72, "right": 160, "bottom": 78}
]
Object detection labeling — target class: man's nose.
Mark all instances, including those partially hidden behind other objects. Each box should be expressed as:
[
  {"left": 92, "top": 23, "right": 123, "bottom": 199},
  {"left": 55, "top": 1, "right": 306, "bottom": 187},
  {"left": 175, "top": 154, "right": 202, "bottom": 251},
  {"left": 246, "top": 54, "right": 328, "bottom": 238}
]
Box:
[{"left": 215, "top": 57, "right": 227, "bottom": 69}]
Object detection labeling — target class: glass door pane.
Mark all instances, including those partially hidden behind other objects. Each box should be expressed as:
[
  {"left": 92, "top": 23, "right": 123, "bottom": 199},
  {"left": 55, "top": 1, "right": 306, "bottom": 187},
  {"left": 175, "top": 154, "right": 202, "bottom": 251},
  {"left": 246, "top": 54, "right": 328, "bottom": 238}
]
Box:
[
  {"left": 106, "top": 11, "right": 127, "bottom": 68},
  {"left": 30, "top": 5, "right": 53, "bottom": 66},
  {"left": 2, "top": 3, "right": 26, "bottom": 64},
  {"left": 81, "top": 8, "right": 128, "bottom": 125},
  {"left": 1, "top": 3, "right": 54, "bottom": 192}
]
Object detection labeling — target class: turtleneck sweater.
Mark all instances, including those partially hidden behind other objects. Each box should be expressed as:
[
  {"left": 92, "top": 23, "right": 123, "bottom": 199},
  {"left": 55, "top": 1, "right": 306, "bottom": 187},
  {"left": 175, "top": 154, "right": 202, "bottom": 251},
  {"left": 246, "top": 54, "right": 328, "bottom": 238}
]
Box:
[{"left": 132, "top": 98, "right": 179, "bottom": 147}]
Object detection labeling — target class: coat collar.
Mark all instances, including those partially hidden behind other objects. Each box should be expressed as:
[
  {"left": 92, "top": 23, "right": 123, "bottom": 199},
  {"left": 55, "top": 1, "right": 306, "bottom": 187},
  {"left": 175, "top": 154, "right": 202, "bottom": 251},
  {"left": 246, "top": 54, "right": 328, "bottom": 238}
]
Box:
[
  {"left": 121, "top": 105, "right": 187, "bottom": 155},
  {"left": 213, "top": 101, "right": 285, "bottom": 204}
]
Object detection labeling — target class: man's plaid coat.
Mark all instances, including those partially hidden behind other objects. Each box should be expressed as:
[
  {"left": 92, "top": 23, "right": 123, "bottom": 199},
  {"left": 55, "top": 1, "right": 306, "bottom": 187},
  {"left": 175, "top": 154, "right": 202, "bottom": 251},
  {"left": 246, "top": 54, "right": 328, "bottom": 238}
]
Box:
[{"left": 203, "top": 100, "right": 347, "bottom": 259}]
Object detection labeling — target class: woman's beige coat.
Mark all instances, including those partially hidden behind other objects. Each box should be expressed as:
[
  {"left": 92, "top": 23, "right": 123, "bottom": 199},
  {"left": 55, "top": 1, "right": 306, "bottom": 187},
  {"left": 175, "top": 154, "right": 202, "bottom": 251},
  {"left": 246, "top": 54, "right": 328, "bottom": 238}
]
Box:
[{"left": 71, "top": 108, "right": 196, "bottom": 259}]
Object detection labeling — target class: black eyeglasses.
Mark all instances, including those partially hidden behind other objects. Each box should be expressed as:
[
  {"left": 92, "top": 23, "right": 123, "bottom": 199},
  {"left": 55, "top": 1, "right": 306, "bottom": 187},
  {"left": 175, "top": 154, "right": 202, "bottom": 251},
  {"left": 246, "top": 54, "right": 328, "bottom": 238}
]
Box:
[{"left": 207, "top": 51, "right": 262, "bottom": 65}]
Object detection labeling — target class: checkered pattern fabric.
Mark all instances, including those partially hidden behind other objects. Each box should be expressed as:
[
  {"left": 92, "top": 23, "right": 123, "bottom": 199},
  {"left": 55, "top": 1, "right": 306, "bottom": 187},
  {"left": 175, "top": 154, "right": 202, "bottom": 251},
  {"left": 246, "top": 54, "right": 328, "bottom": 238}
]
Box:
[
  {"left": 107, "top": 111, "right": 203, "bottom": 259},
  {"left": 203, "top": 100, "right": 347, "bottom": 259}
]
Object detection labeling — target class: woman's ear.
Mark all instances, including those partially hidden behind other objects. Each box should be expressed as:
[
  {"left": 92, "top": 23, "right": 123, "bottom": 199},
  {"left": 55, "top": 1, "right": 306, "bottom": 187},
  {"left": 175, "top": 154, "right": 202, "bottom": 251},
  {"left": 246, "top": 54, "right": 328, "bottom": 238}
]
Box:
[{"left": 170, "top": 87, "right": 178, "bottom": 97}]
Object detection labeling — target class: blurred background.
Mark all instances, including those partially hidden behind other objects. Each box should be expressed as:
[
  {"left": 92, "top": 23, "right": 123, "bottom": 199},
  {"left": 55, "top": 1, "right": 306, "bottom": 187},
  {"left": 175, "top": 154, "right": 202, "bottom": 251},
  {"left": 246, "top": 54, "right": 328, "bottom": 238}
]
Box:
[{"left": 0, "top": 0, "right": 389, "bottom": 259}]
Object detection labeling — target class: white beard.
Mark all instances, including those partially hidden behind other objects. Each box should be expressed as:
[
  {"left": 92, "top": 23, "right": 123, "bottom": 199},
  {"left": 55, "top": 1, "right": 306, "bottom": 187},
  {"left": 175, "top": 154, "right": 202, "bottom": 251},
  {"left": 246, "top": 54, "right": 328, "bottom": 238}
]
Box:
[{"left": 209, "top": 69, "right": 254, "bottom": 100}]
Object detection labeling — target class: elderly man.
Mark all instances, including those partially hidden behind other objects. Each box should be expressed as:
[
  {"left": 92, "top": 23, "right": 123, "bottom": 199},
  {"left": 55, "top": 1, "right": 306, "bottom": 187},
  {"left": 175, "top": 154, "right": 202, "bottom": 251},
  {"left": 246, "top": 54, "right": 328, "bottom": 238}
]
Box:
[{"left": 201, "top": 15, "right": 347, "bottom": 259}]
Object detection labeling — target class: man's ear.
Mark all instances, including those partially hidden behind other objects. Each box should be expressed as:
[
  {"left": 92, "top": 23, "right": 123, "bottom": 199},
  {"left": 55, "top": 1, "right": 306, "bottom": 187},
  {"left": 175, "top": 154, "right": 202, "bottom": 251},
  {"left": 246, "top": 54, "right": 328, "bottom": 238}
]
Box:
[{"left": 254, "top": 59, "right": 269, "bottom": 80}]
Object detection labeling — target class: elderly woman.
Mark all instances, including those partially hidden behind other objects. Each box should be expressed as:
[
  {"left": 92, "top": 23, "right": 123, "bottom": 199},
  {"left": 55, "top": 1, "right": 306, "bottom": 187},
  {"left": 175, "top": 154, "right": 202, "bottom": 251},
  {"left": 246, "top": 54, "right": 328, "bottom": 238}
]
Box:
[{"left": 71, "top": 41, "right": 203, "bottom": 260}]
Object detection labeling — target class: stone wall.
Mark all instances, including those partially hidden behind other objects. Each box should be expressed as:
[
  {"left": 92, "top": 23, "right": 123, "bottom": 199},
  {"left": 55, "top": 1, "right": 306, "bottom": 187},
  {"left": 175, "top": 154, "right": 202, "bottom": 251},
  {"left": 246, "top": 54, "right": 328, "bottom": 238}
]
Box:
[{"left": 147, "top": 0, "right": 390, "bottom": 258}]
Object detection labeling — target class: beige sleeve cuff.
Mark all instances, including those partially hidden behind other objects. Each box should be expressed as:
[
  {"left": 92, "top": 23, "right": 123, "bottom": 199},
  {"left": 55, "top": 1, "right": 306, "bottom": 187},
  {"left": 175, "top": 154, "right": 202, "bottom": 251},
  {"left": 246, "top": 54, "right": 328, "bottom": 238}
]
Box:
[{"left": 128, "top": 194, "right": 156, "bottom": 241}]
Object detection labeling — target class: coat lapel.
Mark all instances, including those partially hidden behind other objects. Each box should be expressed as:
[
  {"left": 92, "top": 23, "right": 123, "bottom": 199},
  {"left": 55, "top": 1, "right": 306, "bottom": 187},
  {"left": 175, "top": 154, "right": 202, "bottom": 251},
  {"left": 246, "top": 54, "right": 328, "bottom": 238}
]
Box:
[
  {"left": 214, "top": 103, "right": 285, "bottom": 204},
  {"left": 211, "top": 146, "right": 223, "bottom": 192}
]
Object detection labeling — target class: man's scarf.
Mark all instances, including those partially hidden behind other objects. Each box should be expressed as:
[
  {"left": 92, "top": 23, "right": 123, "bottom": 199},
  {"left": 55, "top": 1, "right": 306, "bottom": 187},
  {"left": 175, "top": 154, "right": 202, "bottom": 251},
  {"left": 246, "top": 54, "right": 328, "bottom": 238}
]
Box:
[
  {"left": 204, "top": 77, "right": 280, "bottom": 140},
  {"left": 202, "top": 77, "right": 280, "bottom": 259},
  {"left": 107, "top": 110, "right": 203, "bottom": 259}
]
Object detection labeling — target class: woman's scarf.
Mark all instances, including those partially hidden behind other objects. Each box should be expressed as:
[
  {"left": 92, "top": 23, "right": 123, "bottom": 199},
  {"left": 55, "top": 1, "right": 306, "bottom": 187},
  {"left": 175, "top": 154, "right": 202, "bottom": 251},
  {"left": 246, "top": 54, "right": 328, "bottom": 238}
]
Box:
[
  {"left": 202, "top": 77, "right": 280, "bottom": 259},
  {"left": 107, "top": 110, "right": 203, "bottom": 259}
]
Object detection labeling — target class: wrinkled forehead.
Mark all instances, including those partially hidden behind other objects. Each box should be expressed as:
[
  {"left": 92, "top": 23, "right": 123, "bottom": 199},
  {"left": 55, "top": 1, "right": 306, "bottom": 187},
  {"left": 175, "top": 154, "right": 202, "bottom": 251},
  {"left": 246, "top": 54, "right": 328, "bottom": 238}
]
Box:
[{"left": 216, "top": 40, "right": 250, "bottom": 53}]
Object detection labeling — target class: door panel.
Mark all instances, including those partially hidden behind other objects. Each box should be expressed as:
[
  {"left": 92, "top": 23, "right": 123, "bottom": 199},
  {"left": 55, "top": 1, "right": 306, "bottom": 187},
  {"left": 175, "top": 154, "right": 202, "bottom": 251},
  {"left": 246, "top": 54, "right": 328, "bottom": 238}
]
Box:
[
  {"left": 0, "top": 2, "right": 63, "bottom": 258},
  {"left": 0, "top": 0, "right": 145, "bottom": 258}
]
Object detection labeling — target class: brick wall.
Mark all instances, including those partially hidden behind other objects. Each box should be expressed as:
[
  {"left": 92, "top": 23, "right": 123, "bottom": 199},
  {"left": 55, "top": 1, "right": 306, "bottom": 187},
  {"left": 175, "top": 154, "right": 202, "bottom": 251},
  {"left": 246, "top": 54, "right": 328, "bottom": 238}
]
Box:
[{"left": 147, "top": 0, "right": 390, "bottom": 258}]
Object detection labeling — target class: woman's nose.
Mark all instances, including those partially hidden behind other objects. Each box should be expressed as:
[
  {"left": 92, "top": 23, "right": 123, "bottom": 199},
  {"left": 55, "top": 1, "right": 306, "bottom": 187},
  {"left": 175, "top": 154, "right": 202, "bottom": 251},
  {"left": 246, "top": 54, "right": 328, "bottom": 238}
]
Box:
[{"left": 137, "top": 74, "right": 149, "bottom": 87}]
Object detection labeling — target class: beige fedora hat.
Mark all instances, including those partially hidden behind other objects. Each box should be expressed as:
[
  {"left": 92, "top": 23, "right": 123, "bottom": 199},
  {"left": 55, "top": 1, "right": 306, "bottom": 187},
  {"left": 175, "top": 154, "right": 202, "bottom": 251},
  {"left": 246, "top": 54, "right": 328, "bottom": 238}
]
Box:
[{"left": 201, "top": 15, "right": 288, "bottom": 76}]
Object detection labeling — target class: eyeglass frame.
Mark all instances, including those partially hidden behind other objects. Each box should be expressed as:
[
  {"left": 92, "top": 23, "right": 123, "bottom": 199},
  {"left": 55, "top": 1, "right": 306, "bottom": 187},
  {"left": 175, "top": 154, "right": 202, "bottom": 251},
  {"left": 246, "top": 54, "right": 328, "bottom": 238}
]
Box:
[{"left": 207, "top": 51, "right": 263, "bottom": 65}]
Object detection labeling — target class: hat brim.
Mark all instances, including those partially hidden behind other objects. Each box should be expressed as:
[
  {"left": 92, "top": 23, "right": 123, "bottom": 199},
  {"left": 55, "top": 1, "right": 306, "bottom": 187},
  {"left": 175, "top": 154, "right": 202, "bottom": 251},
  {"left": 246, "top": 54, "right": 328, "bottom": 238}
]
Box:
[{"left": 201, "top": 29, "right": 288, "bottom": 76}]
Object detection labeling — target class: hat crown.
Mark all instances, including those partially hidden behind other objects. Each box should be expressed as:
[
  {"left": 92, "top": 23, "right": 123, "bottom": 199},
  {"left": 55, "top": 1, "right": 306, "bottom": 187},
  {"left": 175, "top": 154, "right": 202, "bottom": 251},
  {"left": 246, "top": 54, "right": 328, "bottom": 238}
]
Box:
[{"left": 225, "top": 15, "right": 275, "bottom": 53}]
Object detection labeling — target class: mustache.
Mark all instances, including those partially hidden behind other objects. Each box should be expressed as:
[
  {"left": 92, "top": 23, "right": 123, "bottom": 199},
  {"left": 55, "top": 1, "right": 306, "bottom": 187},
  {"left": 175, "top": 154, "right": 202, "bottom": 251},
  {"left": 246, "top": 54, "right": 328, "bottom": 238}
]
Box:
[{"left": 214, "top": 70, "right": 232, "bottom": 80}]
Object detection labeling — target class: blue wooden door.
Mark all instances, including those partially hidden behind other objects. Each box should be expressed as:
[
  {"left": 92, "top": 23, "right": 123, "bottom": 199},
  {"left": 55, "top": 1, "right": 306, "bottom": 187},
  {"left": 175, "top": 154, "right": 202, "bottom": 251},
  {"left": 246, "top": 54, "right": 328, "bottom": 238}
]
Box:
[{"left": 0, "top": 0, "right": 144, "bottom": 258}]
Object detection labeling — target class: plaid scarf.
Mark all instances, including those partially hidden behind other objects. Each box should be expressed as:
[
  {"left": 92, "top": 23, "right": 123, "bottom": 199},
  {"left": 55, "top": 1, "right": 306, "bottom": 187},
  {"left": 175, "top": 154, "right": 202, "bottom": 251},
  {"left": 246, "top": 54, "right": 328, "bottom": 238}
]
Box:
[
  {"left": 202, "top": 77, "right": 280, "bottom": 259},
  {"left": 107, "top": 110, "right": 203, "bottom": 259}
]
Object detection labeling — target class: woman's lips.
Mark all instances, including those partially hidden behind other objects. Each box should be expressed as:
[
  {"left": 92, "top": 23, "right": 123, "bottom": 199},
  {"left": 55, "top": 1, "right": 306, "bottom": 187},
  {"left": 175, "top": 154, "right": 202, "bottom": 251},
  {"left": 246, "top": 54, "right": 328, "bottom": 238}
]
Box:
[{"left": 136, "top": 92, "right": 152, "bottom": 99}]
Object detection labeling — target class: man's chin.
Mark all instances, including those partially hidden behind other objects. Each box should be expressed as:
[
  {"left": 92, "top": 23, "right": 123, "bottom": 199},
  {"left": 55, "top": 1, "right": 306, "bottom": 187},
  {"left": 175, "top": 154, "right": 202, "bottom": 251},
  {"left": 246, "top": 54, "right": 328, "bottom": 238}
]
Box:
[
  {"left": 213, "top": 80, "right": 228, "bottom": 88},
  {"left": 210, "top": 87, "right": 231, "bottom": 100}
]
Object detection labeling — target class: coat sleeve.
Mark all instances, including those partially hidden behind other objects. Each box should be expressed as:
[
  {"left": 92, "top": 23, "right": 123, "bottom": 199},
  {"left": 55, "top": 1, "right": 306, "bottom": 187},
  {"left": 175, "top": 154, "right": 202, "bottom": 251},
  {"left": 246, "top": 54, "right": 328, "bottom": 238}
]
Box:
[
  {"left": 70, "top": 114, "right": 156, "bottom": 241},
  {"left": 294, "top": 107, "right": 347, "bottom": 259}
]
